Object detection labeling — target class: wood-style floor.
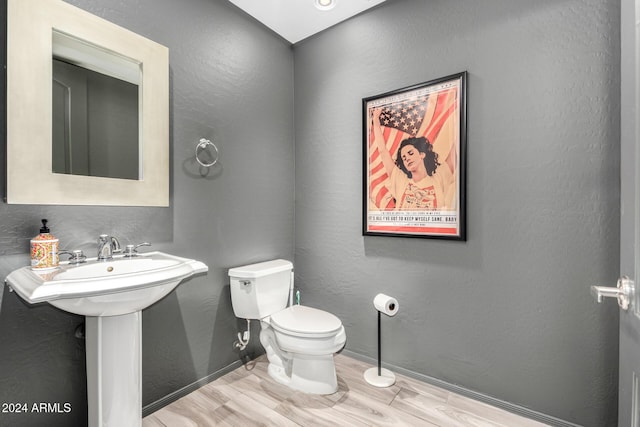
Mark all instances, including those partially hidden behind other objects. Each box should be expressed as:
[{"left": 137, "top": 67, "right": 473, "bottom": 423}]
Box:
[{"left": 143, "top": 354, "right": 549, "bottom": 426}]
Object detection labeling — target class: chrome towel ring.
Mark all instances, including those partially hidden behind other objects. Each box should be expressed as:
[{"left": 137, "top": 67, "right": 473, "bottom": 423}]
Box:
[{"left": 195, "top": 138, "right": 219, "bottom": 167}]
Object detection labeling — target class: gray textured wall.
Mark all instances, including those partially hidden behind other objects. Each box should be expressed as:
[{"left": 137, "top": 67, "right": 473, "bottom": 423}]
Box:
[
  {"left": 0, "top": 0, "right": 294, "bottom": 425},
  {"left": 293, "top": 0, "right": 620, "bottom": 426},
  {"left": 0, "top": 0, "right": 623, "bottom": 426}
]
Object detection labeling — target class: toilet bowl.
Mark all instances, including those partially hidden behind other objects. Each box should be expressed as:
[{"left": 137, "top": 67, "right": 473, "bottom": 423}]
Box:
[
  {"left": 229, "top": 260, "right": 346, "bottom": 394},
  {"left": 270, "top": 305, "right": 345, "bottom": 355},
  {"left": 260, "top": 305, "right": 346, "bottom": 394}
]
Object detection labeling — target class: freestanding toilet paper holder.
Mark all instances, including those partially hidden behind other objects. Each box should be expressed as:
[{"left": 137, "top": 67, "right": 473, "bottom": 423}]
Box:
[{"left": 364, "top": 293, "right": 398, "bottom": 387}]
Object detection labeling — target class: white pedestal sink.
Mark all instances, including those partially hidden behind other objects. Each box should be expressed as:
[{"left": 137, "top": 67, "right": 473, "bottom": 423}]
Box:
[{"left": 5, "top": 251, "right": 208, "bottom": 427}]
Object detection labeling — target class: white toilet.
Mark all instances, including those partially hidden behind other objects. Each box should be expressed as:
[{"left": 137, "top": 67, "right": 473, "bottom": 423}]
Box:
[{"left": 228, "top": 259, "right": 346, "bottom": 394}]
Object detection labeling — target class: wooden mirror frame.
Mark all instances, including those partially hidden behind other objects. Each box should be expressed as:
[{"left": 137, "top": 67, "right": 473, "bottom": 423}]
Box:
[{"left": 6, "top": 0, "right": 169, "bottom": 206}]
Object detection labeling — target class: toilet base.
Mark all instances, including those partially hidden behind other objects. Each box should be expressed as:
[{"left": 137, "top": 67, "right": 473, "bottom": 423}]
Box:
[
  {"left": 267, "top": 352, "right": 338, "bottom": 394},
  {"left": 289, "top": 353, "right": 338, "bottom": 394}
]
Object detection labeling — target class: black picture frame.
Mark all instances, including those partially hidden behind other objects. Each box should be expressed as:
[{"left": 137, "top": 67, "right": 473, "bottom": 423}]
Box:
[{"left": 363, "top": 72, "right": 467, "bottom": 240}]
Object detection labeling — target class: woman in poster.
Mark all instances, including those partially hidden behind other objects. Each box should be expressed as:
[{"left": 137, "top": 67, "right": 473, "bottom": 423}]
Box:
[{"left": 371, "top": 108, "right": 455, "bottom": 210}]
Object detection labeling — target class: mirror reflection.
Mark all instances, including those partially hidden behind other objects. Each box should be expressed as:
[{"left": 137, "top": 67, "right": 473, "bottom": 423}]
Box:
[
  {"left": 52, "top": 59, "right": 139, "bottom": 179},
  {"left": 51, "top": 30, "right": 141, "bottom": 180}
]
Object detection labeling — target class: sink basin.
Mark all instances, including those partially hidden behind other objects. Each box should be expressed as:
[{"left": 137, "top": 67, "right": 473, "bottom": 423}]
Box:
[{"left": 5, "top": 251, "right": 208, "bottom": 316}]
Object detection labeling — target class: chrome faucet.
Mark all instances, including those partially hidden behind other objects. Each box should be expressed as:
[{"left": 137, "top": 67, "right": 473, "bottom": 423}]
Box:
[{"left": 97, "top": 234, "right": 121, "bottom": 261}]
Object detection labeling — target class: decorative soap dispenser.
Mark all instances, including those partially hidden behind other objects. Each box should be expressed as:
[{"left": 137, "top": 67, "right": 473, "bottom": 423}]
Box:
[{"left": 30, "top": 219, "right": 59, "bottom": 270}]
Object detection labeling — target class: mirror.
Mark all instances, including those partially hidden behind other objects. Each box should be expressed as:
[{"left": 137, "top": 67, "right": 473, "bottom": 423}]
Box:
[
  {"left": 52, "top": 57, "right": 140, "bottom": 180},
  {"left": 6, "top": 0, "right": 169, "bottom": 206},
  {"left": 52, "top": 31, "right": 140, "bottom": 180}
]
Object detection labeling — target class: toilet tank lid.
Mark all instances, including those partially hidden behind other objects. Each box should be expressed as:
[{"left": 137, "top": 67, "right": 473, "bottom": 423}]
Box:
[{"left": 228, "top": 259, "right": 293, "bottom": 279}]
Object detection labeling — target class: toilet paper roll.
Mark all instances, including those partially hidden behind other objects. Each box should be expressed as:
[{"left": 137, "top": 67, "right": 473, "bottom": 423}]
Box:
[{"left": 373, "top": 293, "right": 399, "bottom": 316}]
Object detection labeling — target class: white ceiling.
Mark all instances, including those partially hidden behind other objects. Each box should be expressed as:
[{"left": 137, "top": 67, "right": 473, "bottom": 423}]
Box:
[{"left": 228, "top": 0, "right": 387, "bottom": 44}]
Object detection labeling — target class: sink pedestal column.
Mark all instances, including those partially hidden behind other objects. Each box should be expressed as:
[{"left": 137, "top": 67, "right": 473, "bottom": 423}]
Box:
[{"left": 86, "top": 312, "right": 142, "bottom": 427}]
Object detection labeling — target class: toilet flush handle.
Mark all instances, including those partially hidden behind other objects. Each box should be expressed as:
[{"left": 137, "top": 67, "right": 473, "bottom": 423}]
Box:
[{"left": 240, "top": 280, "right": 251, "bottom": 287}]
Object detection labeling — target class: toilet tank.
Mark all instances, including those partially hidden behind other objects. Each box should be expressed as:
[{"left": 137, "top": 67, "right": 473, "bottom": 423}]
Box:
[{"left": 228, "top": 259, "right": 293, "bottom": 319}]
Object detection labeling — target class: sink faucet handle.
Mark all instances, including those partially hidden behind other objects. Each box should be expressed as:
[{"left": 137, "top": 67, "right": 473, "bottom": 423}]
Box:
[
  {"left": 123, "top": 242, "right": 151, "bottom": 258},
  {"left": 59, "top": 249, "right": 87, "bottom": 265}
]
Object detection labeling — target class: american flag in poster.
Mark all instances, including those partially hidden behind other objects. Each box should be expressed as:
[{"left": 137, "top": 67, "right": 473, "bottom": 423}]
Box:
[{"left": 365, "top": 74, "right": 465, "bottom": 238}]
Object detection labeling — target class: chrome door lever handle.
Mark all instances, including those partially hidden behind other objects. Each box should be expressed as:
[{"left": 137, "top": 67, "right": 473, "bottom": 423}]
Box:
[
  {"left": 591, "top": 286, "right": 623, "bottom": 302},
  {"left": 591, "top": 276, "right": 634, "bottom": 310}
]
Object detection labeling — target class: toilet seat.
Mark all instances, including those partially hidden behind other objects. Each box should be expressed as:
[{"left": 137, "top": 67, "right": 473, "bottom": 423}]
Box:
[{"left": 270, "top": 305, "right": 342, "bottom": 338}]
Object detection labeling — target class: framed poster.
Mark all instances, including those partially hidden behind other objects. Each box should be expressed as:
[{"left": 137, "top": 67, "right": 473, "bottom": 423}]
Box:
[{"left": 363, "top": 72, "right": 467, "bottom": 240}]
